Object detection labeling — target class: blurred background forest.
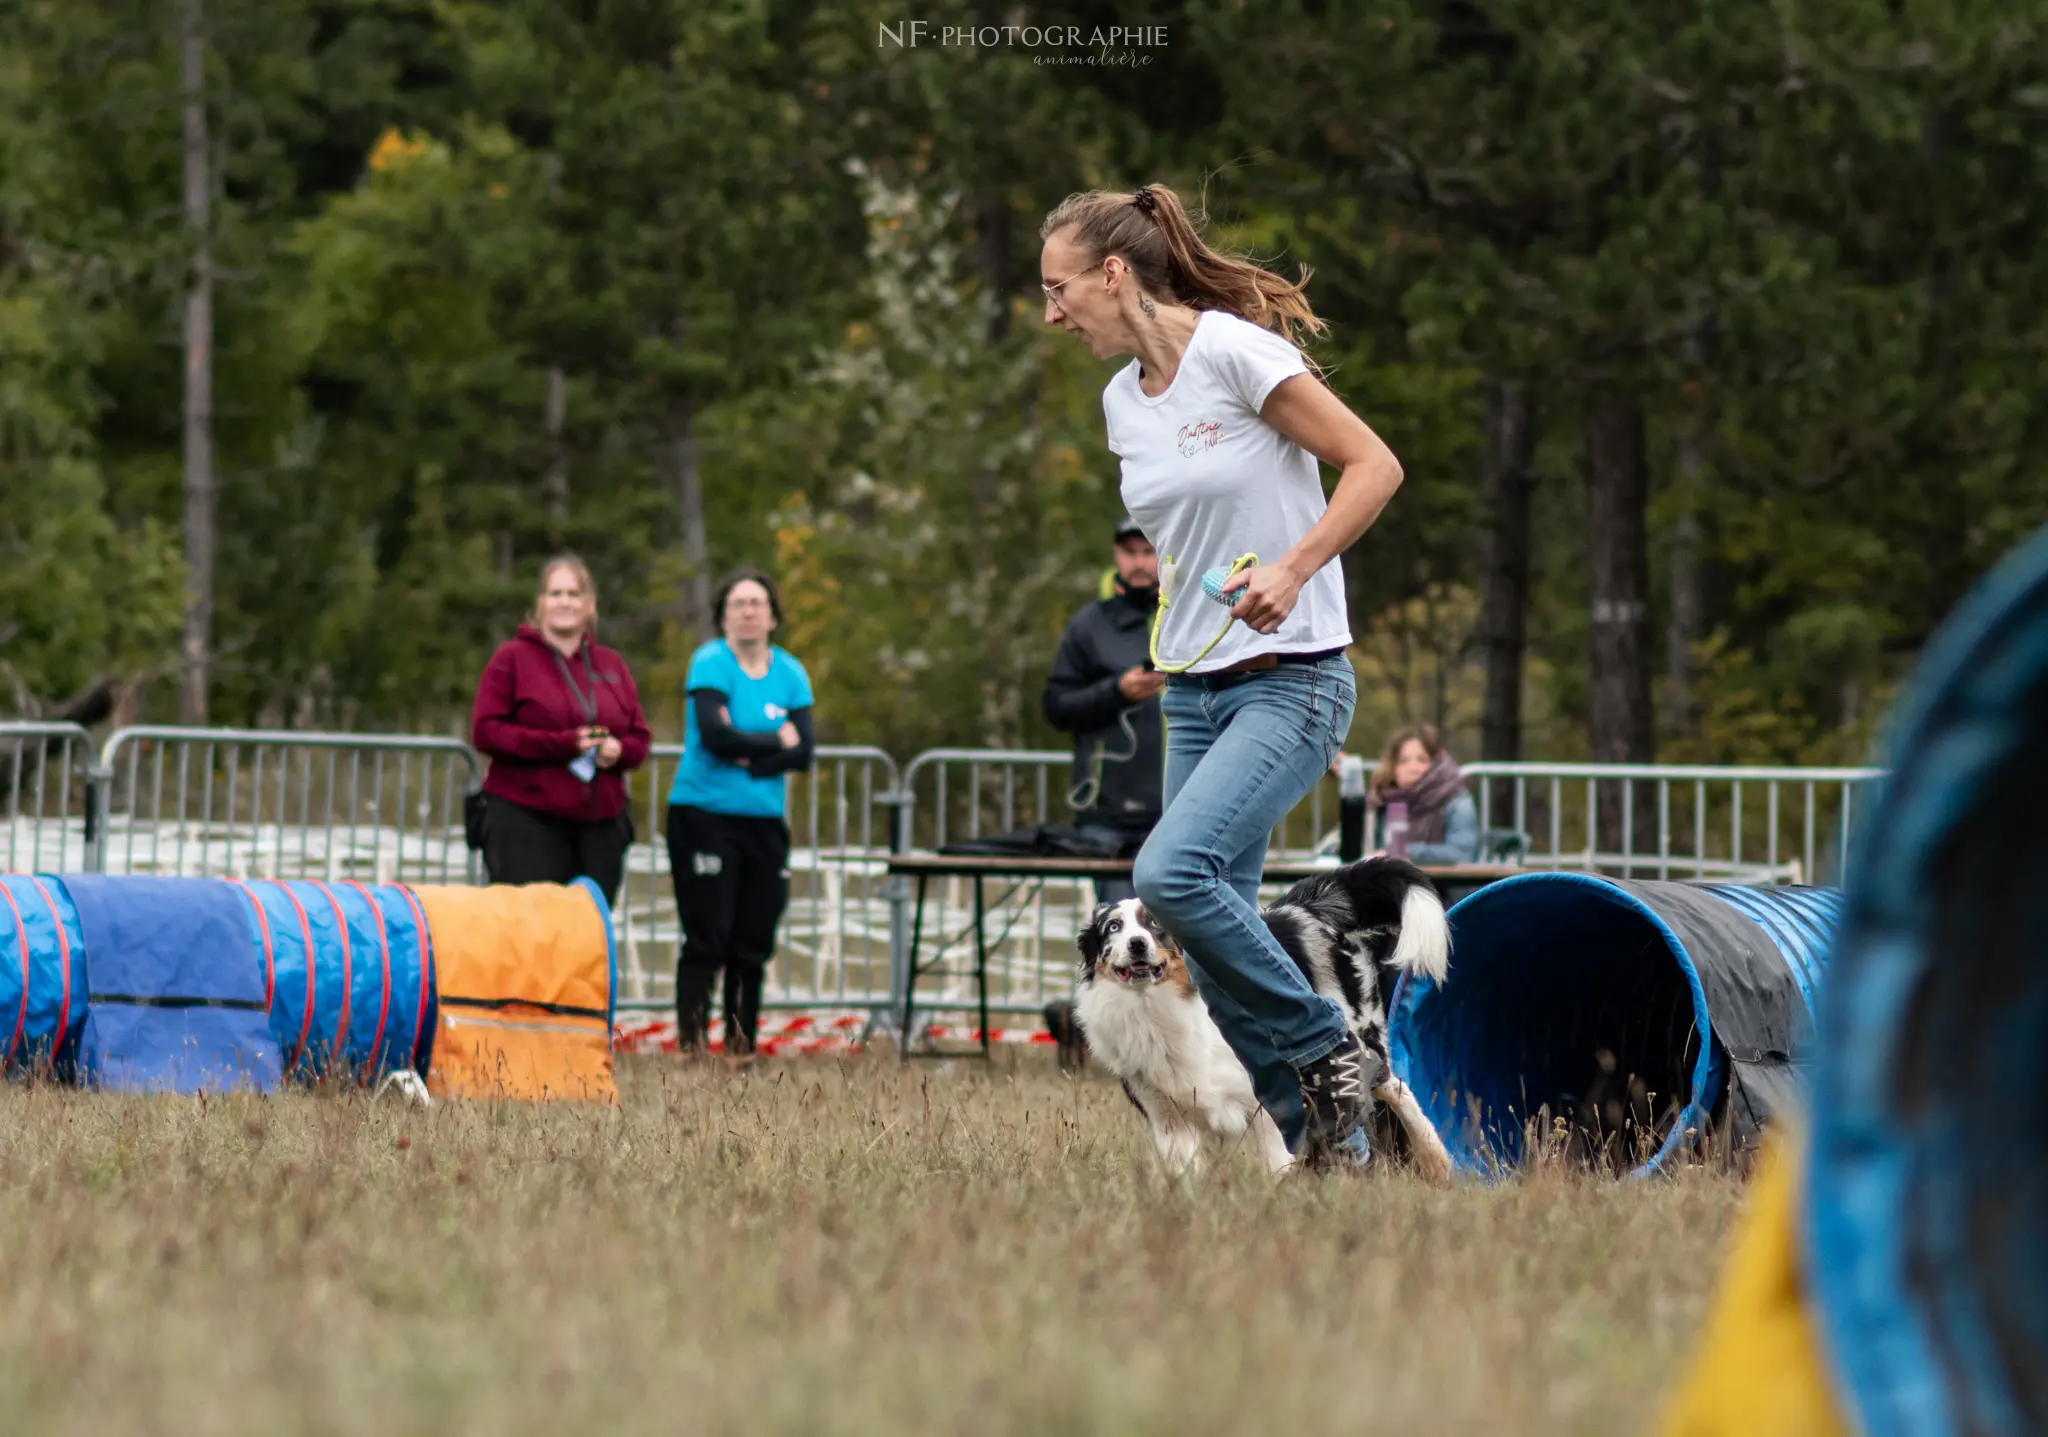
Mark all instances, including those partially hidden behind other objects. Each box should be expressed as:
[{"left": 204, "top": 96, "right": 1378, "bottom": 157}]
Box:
[{"left": 4, "top": 0, "right": 2043, "bottom": 767}]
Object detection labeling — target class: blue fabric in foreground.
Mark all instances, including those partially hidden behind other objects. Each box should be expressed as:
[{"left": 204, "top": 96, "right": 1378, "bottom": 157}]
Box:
[{"left": 1803, "top": 523, "right": 2048, "bottom": 1437}]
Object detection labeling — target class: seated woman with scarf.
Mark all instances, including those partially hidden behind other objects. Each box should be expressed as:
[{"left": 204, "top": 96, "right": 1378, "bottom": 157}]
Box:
[{"left": 1366, "top": 723, "right": 1479, "bottom": 865}]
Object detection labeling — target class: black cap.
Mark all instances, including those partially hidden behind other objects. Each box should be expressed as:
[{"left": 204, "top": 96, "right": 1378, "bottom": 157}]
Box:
[{"left": 1112, "top": 514, "right": 1146, "bottom": 543}]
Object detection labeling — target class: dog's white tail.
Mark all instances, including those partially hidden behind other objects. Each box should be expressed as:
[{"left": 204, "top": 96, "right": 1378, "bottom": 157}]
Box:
[{"left": 1392, "top": 883, "right": 1451, "bottom": 983}]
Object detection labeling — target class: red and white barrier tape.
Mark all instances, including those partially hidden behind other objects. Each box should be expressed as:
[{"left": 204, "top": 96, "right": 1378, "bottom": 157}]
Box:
[{"left": 612, "top": 1011, "right": 1055, "bottom": 1056}]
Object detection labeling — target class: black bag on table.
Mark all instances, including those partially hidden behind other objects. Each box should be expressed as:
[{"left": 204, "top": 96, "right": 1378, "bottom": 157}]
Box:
[{"left": 935, "top": 823, "right": 1126, "bottom": 860}]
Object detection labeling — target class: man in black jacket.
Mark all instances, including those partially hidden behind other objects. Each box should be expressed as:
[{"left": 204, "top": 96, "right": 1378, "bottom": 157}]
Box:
[{"left": 1043, "top": 515, "right": 1166, "bottom": 905}]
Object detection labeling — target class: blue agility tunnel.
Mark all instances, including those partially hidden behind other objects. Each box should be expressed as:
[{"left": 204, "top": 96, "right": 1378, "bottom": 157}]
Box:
[
  {"left": 0, "top": 873, "right": 86, "bottom": 1076},
  {"left": 61, "top": 874, "right": 283, "bottom": 1093},
  {"left": 1797, "top": 525, "right": 2048, "bottom": 1437},
  {"left": 1390, "top": 872, "right": 1839, "bottom": 1177},
  {"left": 238, "top": 879, "right": 435, "bottom": 1084},
  {"left": 2, "top": 875, "right": 437, "bottom": 1092}
]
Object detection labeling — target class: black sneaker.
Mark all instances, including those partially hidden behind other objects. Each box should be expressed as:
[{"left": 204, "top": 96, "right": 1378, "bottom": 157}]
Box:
[{"left": 1296, "top": 1031, "right": 1375, "bottom": 1171}]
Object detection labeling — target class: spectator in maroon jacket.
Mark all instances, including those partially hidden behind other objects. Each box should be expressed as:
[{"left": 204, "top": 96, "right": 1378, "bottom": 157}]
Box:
[{"left": 470, "top": 555, "right": 651, "bottom": 904}]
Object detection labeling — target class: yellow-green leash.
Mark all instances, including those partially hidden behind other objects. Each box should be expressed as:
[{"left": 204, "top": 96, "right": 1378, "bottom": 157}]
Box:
[{"left": 1148, "top": 552, "right": 1258, "bottom": 675}]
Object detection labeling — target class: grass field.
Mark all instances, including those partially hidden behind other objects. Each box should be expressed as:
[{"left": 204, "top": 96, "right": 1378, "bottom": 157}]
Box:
[{"left": 0, "top": 1053, "right": 1743, "bottom": 1437}]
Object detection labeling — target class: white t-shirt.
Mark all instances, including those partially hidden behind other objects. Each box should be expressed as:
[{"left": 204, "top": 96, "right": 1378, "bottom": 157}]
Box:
[{"left": 1103, "top": 309, "right": 1352, "bottom": 673}]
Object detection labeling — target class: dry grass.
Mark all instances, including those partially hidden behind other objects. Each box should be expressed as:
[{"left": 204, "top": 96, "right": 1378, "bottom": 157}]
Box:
[{"left": 0, "top": 1053, "right": 1743, "bottom": 1437}]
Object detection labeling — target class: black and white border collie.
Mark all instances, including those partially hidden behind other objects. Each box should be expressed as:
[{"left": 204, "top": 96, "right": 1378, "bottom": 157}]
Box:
[{"left": 1074, "top": 858, "right": 1456, "bottom": 1181}]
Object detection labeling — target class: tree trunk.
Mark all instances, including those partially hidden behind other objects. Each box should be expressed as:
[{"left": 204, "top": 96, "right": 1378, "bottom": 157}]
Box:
[
  {"left": 672, "top": 396, "right": 712, "bottom": 643},
  {"left": 1477, "top": 378, "right": 1536, "bottom": 818},
  {"left": 115, "top": 679, "right": 145, "bottom": 729},
  {"left": 969, "top": 0, "right": 1011, "bottom": 512},
  {"left": 541, "top": 152, "right": 569, "bottom": 534},
  {"left": 973, "top": 0, "right": 1012, "bottom": 351},
  {"left": 1583, "top": 385, "right": 1656, "bottom": 862},
  {"left": 1664, "top": 119, "right": 1720, "bottom": 739},
  {"left": 969, "top": 183, "right": 1011, "bottom": 520},
  {"left": 544, "top": 366, "right": 568, "bottom": 528},
  {"left": 1665, "top": 489, "right": 1703, "bottom": 734},
  {"left": 978, "top": 189, "right": 1011, "bottom": 347},
  {"left": 1665, "top": 307, "right": 1718, "bottom": 738},
  {"left": 178, "top": 0, "right": 215, "bottom": 726}
]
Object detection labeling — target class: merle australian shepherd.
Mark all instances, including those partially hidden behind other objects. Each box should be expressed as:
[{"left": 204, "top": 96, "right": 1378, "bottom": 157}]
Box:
[{"left": 1074, "top": 857, "right": 1456, "bottom": 1181}]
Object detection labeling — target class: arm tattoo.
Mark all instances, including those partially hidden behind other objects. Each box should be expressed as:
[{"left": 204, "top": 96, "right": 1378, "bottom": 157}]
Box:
[{"left": 1138, "top": 292, "right": 1157, "bottom": 320}]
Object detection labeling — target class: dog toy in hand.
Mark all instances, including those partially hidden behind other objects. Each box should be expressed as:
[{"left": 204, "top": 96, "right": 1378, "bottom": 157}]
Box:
[{"left": 1151, "top": 551, "right": 1258, "bottom": 674}]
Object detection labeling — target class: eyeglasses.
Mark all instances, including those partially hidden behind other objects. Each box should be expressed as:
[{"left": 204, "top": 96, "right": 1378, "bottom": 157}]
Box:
[{"left": 1041, "top": 260, "right": 1104, "bottom": 309}]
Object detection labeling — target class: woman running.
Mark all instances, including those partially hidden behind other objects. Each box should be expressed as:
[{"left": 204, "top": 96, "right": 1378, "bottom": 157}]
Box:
[{"left": 1040, "top": 184, "right": 1406, "bottom": 1169}]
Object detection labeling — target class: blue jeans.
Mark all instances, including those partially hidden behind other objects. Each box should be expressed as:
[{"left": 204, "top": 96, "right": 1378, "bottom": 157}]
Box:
[{"left": 1132, "top": 656, "right": 1357, "bottom": 1151}]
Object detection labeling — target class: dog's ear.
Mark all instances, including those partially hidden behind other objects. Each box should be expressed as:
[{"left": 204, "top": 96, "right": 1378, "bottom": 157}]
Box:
[
  {"left": 1074, "top": 905, "right": 1111, "bottom": 982},
  {"left": 1134, "top": 902, "right": 1182, "bottom": 956}
]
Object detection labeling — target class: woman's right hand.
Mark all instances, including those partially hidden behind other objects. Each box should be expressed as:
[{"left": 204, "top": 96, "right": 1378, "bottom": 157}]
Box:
[{"left": 778, "top": 720, "right": 800, "bottom": 749}]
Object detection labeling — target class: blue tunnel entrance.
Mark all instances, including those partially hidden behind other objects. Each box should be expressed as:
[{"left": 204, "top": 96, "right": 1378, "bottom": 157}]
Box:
[{"left": 1390, "top": 872, "right": 1836, "bottom": 1177}]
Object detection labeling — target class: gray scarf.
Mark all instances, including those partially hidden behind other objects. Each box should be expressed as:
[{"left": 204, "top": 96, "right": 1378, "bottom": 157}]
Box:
[{"left": 1375, "top": 751, "right": 1467, "bottom": 846}]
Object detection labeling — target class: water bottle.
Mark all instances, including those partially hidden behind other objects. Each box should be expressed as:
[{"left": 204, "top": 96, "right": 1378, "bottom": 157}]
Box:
[
  {"left": 1337, "top": 756, "right": 1368, "bottom": 863},
  {"left": 1385, "top": 799, "right": 1411, "bottom": 859},
  {"left": 1338, "top": 754, "right": 1367, "bottom": 802}
]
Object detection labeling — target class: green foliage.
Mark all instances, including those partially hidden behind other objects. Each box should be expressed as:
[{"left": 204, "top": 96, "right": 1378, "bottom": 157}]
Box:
[
  {"left": 0, "top": 14, "right": 184, "bottom": 708},
  {"left": 1, "top": 0, "right": 2042, "bottom": 772},
  {"left": 1186, "top": 0, "right": 2048, "bottom": 765},
  {"left": 740, "top": 159, "right": 1122, "bottom": 755}
]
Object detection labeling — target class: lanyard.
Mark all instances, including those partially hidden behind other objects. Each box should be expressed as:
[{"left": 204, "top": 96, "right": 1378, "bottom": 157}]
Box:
[
  {"left": 1148, "top": 552, "right": 1258, "bottom": 673},
  {"left": 550, "top": 644, "right": 600, "bottom": 725}
]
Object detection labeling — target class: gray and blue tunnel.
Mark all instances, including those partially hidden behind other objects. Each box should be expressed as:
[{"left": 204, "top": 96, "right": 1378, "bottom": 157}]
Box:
[{"left": 1389, "top": 873, "right": 1837, "bottom": 1177}]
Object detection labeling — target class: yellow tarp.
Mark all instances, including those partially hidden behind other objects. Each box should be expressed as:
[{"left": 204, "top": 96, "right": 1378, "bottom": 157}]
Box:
[
  {"left": 412, "top": 883, "right": 616, "bottom": 1104},
  {"left": 1660, "top": 1135, "right": 1849, "bottom": 1437}
]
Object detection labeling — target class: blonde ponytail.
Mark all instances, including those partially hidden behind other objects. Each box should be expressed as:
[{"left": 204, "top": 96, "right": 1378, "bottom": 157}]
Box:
[{"left": 1040, "top": 183, "right": 1327, "bottom": 350}]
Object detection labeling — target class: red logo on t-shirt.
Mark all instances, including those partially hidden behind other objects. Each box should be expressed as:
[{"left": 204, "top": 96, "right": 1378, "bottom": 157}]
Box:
[{"left": 1176, "top": 419, "right": 1225, "bottom": 457}]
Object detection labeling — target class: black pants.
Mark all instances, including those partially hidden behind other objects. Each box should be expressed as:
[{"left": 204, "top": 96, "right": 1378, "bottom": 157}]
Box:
[
  {"left": 481, "top": 795, "right": 629, "bottom": 908},
  {"left": 666, "top": 805, "right": 790, "bottom": 1056}
]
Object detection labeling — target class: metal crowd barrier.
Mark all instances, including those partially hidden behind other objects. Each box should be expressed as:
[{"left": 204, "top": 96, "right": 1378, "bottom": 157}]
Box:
[
  {"left": 90, "top": 727, "right": 482, "bottom": 884},
  {"left": 1461, "top": 761, "right": 1887, "bottom": 885},
  {"left": 1, "top": 721, "right": 94, "bottom": 874},
  {"left": 614, "top": 744, "right": 900, "bottom": 1017},
  {"left": 882, "top": 749, "right": 1890, "bottom": 1027},
  {"left": 0, "top": 721, "right": 1891, "bottom": 1036}
]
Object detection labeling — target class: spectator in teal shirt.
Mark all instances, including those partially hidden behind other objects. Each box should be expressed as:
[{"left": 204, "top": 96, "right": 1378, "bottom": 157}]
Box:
[{"left": 665, "top": 569, "right": 815, "bottom": 1057}]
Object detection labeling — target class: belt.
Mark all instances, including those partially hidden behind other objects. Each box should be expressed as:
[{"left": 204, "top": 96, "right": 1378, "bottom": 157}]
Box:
[{"left": 1172, "top": 647, "right": 1349, "bottom": 689}]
